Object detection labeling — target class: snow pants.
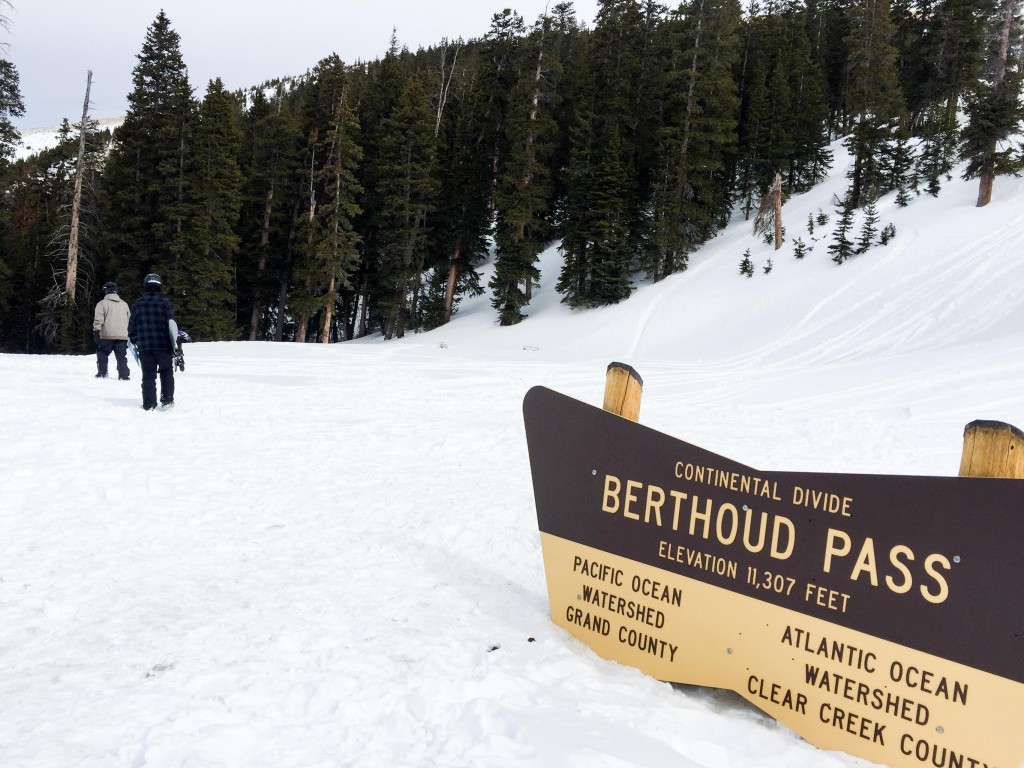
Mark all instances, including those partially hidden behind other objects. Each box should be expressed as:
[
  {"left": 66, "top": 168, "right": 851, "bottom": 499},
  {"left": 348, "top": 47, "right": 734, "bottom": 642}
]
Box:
[
  {"left": 97, "top": 339, "right": 130, "bottom": 380},
  {"left": 139, "top": 349, "right": 175, "bottom": 410}
]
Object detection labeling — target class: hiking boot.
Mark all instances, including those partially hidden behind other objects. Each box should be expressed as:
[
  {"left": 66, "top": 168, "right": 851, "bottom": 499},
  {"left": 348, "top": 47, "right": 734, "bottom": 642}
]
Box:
[
  {"left": 160, "top": 400, "right": 175, "bottom": 410},
  {"left": 95, "top": 372, "right": 108, "bottom": 378}
]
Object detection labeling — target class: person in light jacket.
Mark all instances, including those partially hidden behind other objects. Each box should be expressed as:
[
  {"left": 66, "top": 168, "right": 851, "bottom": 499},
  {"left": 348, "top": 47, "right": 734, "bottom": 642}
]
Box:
[{"left": 93, "top": 281, "right": 131, "bottom": 380}]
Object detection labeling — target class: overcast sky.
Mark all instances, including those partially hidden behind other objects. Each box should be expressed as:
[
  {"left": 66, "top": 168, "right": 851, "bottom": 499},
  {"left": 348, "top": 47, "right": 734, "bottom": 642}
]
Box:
[{"left": 6, "top": 1, "right": 600, "bottom": 129}]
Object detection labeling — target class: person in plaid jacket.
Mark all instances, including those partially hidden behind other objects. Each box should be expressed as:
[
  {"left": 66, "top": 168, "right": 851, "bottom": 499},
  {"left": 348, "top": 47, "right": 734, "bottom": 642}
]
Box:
[{"left": 128, "top": 273, "right": 176, "bottom": 411}]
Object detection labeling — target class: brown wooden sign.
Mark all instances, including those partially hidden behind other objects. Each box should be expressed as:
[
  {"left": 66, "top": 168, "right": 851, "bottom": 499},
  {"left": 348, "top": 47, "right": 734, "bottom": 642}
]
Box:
[{"left": 523, "top": 386, "right": 1024, "bottom": 768}]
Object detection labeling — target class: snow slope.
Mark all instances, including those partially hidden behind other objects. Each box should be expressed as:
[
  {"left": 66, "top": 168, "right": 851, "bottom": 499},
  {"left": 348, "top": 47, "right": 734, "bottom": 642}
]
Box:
[{"left": 2, "top": 144, "right": 1023, "bottom": 768}]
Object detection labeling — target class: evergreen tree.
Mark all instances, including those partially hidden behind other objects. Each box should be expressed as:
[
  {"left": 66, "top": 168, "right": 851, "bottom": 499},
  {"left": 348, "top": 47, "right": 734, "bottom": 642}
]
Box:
[
  {"left": 808, "top": 0, "right": 853, "bottom": 134},
  {"left": 739, "top": 248, "right": 755, "bottom": 276},
  {"left": 427, "top": 47, "right": 492, "bottom": 329},
  {"left": 289, "top": 56, "right": 364, "bottom": 342},
  {"left": 856, "top": 199, "right": 879, "bottom": 253},
  {"left": 793, "top": 236, "right": 808, "bottom": 258},
  {"left": 351, "top": 37, "right": 406, "bottom": 339},
  {"left": 905, "top": 0, "right": 994, "bottom": 124},
  {"left": 648, "top": 0, "right": 742, "bottom": 281},
  {"left": 828, "top": 196, "right": 856, "bottom": 264},
  {"left": 787, "top": 52, "right": 833, "bottom": 191},
  {"left": 0, "top": 57, "right": 24, "bottom": 172},
  {"left": 886, "top": 127, "right": 916, "bottom": 205},
  {"left": 844, "top": 0, "right": 908, "bottom": 208},
  {"left": 177, "top": 78, "right": 243, "bottom": 340},
  {"left": 545, "top": 2, "right": 588, "bottom": 236},
  {"left": 586, "top": 125, "right": 635, "bottom": 305},
  {"left": 556, "top": 55, "right": 598, "bottom": 308},
  {"left": 237, "top": 85, "right": 304, "bottom": 341},
  {"left": 491, "top": 12, "right": 559, "bottom": 325},
  {"left": 101, "top": 11, "right": 196, "bottom": 292},
  {"left": 477, "top": 9, "right": 527, "bottom": 221},
  {"left": 375, "top": 71, "right": 438, "bottom": 339},
  {"left": 310, "top": 83, "right": 363, "bottom": 342},
  {"left": 581, "top": 0, "right": 646, "bottom": 291},
  {"left": 915, "top": 103, "right": 958, "bottom": 196},
  {"left": 960, "top": 0, "right": 1024, "bottom": 206}
]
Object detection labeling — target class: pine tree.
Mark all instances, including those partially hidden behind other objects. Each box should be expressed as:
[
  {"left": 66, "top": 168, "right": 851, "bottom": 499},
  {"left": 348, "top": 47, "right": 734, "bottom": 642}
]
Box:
[
  {"left": 578, "top": 0, "right": 645, "bottom": 294},
  {"left": 828, "top": 196, "right": 856, "bottom": 264},
  {"left": 348, "top": 37, "right": 406, "bottom": 340},
  {"left": 556, "top": 58, "right": 598, "bottom": 308},
  {"left": 739, "top": 248, "right": 755, "bottom": 276},
  {"left": 375, "top": 71, "right": 438, "bottom": 339},
  {"left": 844, "top": 0, "right": 908, "bottom": 208},
  {"left": 287, "top": 57, "right": 366, "bottom": 343},
  {"left": 168, "top": 79, "right": 242, "bottom": 340},
  {"left": 238, "top": 85, "right": 304, "bottom": 341},
  {"left": 648, "top": 0, "right": 742, "bottom": 281},
  {"left": 310, "top": 84, "right": 363, "bottom": 342},
  {"left": 586, "top": 126, "right": 635, "bottom": 305},
  {"left": 490, "top": 13, "right": 559, "bottom": 325},
  {"left": 0, "top": 57, "right": 24, "bottom": 172},
  {"left": 101, "top": 11, "right": 196, "bottom": 292},
  {"left": 427, "top": 48, "right": 491, "bottom": 329},
  {"left": 793, "top": 236, "right": 808, "bottom": 258},
  {"left": 856, "top": 199, "right": 879, "bottom": 253},
  {"left": 960, "top": 0, "right": 1024, "bottom": 206}
]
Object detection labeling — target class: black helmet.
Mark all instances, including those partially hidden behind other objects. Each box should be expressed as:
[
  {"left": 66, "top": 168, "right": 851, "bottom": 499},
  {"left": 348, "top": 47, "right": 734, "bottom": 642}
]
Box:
[
  {"left": 102, "top": 281, "right": 117, "bottom": 294},
  {"left": 144, "top": 273, "right": 162, "bottom": 287}
]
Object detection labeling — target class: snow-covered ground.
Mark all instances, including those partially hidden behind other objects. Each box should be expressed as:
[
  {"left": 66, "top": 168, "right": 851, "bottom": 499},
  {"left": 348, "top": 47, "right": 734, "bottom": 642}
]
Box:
[
  {"left": 2, "top": 142, "right": 1023, "bottom": 768},
  {"left": 13, "top": 117, "right": 125, "bottom": 161}
]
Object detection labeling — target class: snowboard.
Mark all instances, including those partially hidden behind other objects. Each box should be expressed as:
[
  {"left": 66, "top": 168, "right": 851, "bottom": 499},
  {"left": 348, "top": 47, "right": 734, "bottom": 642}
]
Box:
[
  {"left": 126, "top": 339, "right": 140, "bottom": 367},
  {"left": 169, "top": 319, "right": 187, "bottom": 372}
]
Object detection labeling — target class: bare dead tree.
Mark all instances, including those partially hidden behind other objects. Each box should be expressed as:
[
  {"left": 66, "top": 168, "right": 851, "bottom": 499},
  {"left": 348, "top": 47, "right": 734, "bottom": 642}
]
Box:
[
  {"left": 434, "top": 38, "right": 461, "bottom": 139},
  {"left": 0, "top": 0, "right": 11, "bottom": 40},
  {"left": 753, "top": 172, "right": 784, "bottom": 250},
  {"left": 65, "top": 70, "right": 92, "bottom": 299}
]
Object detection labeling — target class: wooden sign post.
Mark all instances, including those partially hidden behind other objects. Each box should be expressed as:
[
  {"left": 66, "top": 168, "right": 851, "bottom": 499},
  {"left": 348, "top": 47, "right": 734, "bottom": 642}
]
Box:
[
  {"left": 959, "top": 420, "right": 1024, "bottom": 479},
  {"left": 602, "top": 362, "right": 643, "bottom": 422}
]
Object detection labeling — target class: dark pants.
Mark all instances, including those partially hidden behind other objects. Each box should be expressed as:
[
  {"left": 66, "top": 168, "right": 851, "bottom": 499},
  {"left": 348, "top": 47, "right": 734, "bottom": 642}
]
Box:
[
  {"left": 139, "top": 349, "right": 174, "bottom": 409},
  {"left": 97, "top": 339, "right": 130, "bottom": 379}
]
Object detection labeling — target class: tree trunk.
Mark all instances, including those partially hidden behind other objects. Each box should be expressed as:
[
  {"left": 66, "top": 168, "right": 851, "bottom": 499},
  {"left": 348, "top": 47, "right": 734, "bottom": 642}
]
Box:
[
  {"left": 274, "top": 275, "right": 288, "bottom": 342},
  {"left": 442, "top": 246, "right": 460, "bottom": 325},
  {"left": 977, "top": 0, "right": 1018, "bottom": 206},
  {"left": 772, "top": 173, "right": 782, "bottom": 251},
  {"left": 435, "top": 41, "right": 461, "bottom": 138},
  {"left": 357, "top": 277, "right": 369, "bottom": 339},
  {"left": 248, "top": 181, "right": 275, "bottom": 340},
  {"left": 65, "top": 70, "right": 92, "bottom": 300},
  {"left": 321, "top": 275, "right": 335, "bottom": 342},
  {"left": 977, "top": 164, "right": 995, "bottom": 207}
]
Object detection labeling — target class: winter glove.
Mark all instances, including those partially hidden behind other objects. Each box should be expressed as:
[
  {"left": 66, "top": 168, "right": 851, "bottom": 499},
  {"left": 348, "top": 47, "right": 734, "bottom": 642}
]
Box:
[{"left": 93, "top": 330, "right": 101, "bottom": 346}]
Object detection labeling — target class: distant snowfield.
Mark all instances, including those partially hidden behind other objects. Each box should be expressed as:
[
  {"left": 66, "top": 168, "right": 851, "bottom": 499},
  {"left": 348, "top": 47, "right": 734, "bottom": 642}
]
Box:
[
  {"left": 14, "top": 116, "right": 125, "bottom": 160},
  {"left": 2, "top": 140, "right": 1023, "bottom": 768}
]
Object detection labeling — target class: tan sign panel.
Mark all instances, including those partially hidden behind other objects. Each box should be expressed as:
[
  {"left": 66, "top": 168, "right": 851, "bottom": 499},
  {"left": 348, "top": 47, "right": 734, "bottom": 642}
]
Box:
[{"left": 523, "top": 386, "right": 1024, "bottom": 768}]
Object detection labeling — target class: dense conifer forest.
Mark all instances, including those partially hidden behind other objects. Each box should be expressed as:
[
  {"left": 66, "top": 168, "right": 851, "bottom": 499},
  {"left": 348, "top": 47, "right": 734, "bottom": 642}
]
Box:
[{"left": 0, "top": 0, "right": 1022, "bottom": 353}]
